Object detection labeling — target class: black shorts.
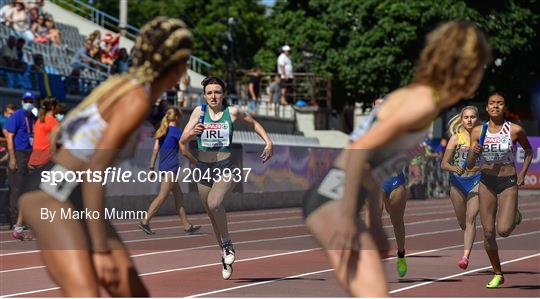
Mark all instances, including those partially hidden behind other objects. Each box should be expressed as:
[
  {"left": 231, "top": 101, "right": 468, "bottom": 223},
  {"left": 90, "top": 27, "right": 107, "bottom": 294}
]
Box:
[
  {"left": 195, "top": 157, "right": 235, "bottom": 188},
  {"left": 303, "top": 168, "right": 368, "bottom": 219},
  {"left": 279, "top": 78, "right": 293, "bottom": 89},
  {"left": 480, "top": 172, "right": 517, "bottom": 195}
]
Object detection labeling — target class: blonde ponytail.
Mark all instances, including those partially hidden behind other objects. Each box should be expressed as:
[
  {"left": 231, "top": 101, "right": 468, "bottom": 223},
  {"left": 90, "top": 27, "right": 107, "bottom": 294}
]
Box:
[
  {"left": 447, "top": 105, "right": 479, "bottom": 136},
  {"left": 154, "top": 107, "right": 181, "bottom": 139}
]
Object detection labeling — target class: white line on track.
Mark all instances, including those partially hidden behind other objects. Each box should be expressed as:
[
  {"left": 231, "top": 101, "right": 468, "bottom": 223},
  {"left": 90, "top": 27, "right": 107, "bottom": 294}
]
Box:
[
  {"left": 2, "top": 204, "right": 540, "bottom": 246},
  {"left": 389, "top": 253, "right": 540, "bottom": 294},
  {"left": 2, "top": 210, "right": 539, "bottom": 258},
  {"left": 2, "top": 227, "right": 539, "bottom": 297},
  {"left": 185, "top": 230, "right": 540, "bottom": 297}
]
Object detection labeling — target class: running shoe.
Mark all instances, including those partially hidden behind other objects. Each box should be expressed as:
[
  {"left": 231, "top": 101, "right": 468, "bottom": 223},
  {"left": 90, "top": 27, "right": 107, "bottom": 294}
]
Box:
[
  {"left": 138, "top": 222, "right": 155, "bottom": 235},
  {"left": 486, "top": 274, "right": 504, "bottom": 288},
  {"left": 12, "top": 226, "right": 32, "bottom": 241},
  {"left": 458, "top": 256, "right": 469, "bottom": 270},
  {"left": 221, "top": 257, "right": 233, "bottom": 280},
  {"left": 514, "top": 209, "right": 522, "bottom": 226},
  {"left": 396, "top": 257, "right": 407, "bottom": 277},
  {"left": 222, "top": 241, "right": 236, "bottom": 265},
  {"left": 184, "top": 224, "right": 201, "bottom": 235}
]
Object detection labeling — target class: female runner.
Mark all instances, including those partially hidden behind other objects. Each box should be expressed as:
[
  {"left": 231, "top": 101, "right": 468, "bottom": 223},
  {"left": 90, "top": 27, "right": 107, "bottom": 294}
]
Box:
[
  {"left": 441, "top": 106, "right": 481, "bottom": 270},
  {"left": 138, "top": 107, "right": 201, "bottom": 235},
  {"left": 18, "top": 17, "right": 193, "bottom": 296},
  {"left": 467, "top": 93, "right": 533, "bottom": 288},
  {"left": 304, "top": 21, "right": 491, "bottom": 296},
  {"left": 180, "top": 76, "right": 273, "bottom": 280}
]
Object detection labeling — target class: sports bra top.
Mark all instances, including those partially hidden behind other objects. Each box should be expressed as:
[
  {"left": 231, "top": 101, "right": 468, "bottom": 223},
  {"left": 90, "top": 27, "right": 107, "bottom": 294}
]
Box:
[
  {"left": 59, "top": 77, "right": 150, "bottom": 162},
  {"left": 349, "top": 104, "right": 430, "bottom": 184},
  {"left": 480, "top": 121, "right": 515, "bottom": 165}
]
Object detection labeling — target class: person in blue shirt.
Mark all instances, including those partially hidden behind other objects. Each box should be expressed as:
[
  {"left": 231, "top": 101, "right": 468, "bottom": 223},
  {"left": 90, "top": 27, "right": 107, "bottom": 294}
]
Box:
[
  {"left": 138, "top": 107, "right": 200, "bottom": 235},
  {"left": 5, "top": 91, "right": 36, "bottom": 240}
]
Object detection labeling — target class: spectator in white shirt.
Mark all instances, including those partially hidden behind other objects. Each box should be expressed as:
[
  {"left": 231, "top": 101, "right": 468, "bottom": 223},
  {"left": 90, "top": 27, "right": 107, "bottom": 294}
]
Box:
[{"left": 277, "top": 45, "right": 293, "bottom": 104}]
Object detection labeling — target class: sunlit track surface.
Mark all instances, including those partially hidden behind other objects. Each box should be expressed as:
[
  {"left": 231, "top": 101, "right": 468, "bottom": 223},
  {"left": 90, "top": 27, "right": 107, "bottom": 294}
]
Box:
[{"left": 1, "top": 196, "right": 538, "bottom": 297}]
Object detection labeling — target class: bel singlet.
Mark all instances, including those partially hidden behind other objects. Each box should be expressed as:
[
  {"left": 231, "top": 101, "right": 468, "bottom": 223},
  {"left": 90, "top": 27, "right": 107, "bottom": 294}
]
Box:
[{"left": 481, "top": 121, "right": 515, "bottom": 165}]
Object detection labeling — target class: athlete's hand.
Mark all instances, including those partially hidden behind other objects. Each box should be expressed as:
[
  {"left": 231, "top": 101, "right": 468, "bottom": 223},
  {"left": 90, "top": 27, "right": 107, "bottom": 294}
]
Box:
[
  {"left": 191, "top": 124, "right": 205, "bottom": 137},
  {"left": 8, "top": 158, "right": 16, "bottom": 171},
  {"left": 453, "top": 166, "right": 465, "bottom": 175},
  {"left": 471, "top": 144, "right": 483, "bottom": 154},
  {"left": 92, "top": 251, "right": 120, "bottom": 290},
  {"left": 328, "top": 212, "right": 360, "bottom": 252},
  {"left": 517, "top": 174, "right": 525, "bottom": 186},
  {"left": 261, "top": 144, "right": 273, "bottom": 163}
]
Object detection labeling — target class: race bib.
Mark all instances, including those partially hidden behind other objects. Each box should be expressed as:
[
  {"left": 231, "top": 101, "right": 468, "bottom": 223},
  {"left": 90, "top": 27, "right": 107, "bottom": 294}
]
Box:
[
  {"left": 317, "top": 168, "right": 345, "bottom": 200},
  {"left": 201, "top": 123, "right": 230, "bottom": 148},
  {"left": 39, "top": 164, "right": 79, "bottom": 202}
]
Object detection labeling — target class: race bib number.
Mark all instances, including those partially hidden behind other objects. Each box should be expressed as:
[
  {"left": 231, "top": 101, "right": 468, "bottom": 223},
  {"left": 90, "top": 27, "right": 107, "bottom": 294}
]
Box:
[
  {"left": 201, "top": 123, "right": 230, "bottom": 148},
  {"left": 317, "top": 168, "right": 345, "bottom": 200},
  {"left": 39, "top": 164, "right": 79, "bottom": 202}
]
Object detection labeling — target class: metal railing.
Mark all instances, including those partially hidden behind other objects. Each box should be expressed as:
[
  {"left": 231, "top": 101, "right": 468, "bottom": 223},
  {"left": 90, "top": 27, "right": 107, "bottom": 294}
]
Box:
[
  {"left": 48, "top": 0, "right": 213, "bottom": 74},
  {"left": 0, "top": 66, "right": 102, "bottom": 97}
]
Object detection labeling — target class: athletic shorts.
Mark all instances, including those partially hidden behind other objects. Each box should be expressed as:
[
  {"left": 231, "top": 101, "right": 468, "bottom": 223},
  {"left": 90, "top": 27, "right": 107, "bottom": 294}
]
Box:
[
  {"left": 480, "top": 172, "right": 517, "bottom": 195},
  {"left": 450, "top": 172, "right": 481, "bottom": 196},
  {"left": 381, "top": 172, "right": 407, "bottom": 198},
  {"left": 303, "top": 167, "right": 368, "bottom": 219},
  {"left": 195, "top": 157, "right": 235, "bottom": 188}
]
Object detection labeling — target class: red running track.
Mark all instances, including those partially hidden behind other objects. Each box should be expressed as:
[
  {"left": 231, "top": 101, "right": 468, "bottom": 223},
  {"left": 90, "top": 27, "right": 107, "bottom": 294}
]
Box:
[{"left": 0, "top": 196, "right": 538, "bottom": 297}]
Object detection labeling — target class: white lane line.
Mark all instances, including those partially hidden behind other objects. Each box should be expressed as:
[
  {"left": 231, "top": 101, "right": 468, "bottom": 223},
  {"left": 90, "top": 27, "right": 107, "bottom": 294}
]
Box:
[
  {"left": 185, "top": 230, "right": 540, "bottom": 297},
  {"left": 390, "top": 253, "right": 540, "bottom": 294}
]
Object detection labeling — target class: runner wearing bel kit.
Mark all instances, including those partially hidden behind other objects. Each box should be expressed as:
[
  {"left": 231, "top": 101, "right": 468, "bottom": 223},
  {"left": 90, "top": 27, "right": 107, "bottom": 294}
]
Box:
[{"left": 467, "top": 93, "right": 533, "bottom": 288}]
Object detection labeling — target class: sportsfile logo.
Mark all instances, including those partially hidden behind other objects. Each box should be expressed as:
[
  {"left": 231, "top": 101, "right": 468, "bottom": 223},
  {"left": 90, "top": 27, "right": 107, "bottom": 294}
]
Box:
[{"left": 41, "top": 166, "right": 252, "bottom": 186}]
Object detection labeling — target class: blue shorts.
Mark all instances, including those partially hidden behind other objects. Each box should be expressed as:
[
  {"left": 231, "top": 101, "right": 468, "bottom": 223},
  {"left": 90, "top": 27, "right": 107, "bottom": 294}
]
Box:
[
  {"left": 450, "top": 173, "right": 481, "bottom": 196},
  {"left": 381, "top": 172, "right": 407, "bottom": 197}
]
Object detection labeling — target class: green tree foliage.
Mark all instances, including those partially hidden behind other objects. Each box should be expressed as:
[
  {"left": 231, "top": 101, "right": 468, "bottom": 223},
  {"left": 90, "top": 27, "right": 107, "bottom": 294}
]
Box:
[
  {"left": 255, "top": 0, "right": 539, "bottom": 109},
  {"left": 93, "top": 0, "right": 266, "bottom": 71}
]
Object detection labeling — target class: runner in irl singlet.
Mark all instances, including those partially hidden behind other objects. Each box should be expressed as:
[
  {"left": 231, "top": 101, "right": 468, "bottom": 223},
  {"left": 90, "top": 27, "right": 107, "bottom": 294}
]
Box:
[
  {"left": 467, "top": 93, "right": 533, "bottom": 288},
  {"left": 441, "top": 106, "right": 481, "bottom": 270},
  {"left": 303, "top": 21, "right": 491, "bottom": 296},
  {"left": 138, "top": 107, "right": 201, "bottom": 235},
  {"left": 181, "top": 76, "right": 273, "bottom": 280},
  {"left": 17, "top": 17, "right": 193, "bottom": 296}
]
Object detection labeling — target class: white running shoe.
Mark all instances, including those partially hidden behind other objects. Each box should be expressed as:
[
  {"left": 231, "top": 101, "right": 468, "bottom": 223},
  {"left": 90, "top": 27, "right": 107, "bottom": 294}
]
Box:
[
  {"left": 221, "top": 257, "right": 233, "bottom": 280},
  {"left": 222, "top": 241, "right": 236, "bottom": 265}
]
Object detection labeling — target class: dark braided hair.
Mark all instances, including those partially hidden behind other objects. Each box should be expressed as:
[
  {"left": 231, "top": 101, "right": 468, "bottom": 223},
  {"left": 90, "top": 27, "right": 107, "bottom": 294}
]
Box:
[{"left": 130, "top": 17, "right": 193, "bottom": 83}]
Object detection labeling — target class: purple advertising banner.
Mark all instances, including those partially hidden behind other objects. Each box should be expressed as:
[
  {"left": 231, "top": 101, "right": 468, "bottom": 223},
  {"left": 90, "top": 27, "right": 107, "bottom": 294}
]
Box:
[{"left": 516, "top": 136, "right": 540, "bottom": 189}]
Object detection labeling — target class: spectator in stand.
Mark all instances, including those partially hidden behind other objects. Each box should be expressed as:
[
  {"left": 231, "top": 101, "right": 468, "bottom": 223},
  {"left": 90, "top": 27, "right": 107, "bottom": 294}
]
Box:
[
  {"left": 27, "top": 0, "right": 44, "bottom": 13},
  {"left": 111, "top": 47, "right": 129, "bottom": 74},
  {"left": 85, "top": 29, "right": 101, "bottom": 60},
  {"left": 0, "top": 1, "right": 15, "bottom": 25},
  {"left": 268, "top": 74, "right": 281, "bottom": 108},
  {"left": 44, "top": 16, "right": 61, "bottom": 46},
  {"left": 28, "top": 97, "right": 59, "bottom": 169},
  {"left": 5, "top": 91, "right": 36, "bottom": 239},
  {"left": 32, "top": 14, "right": 48, "bottom": 43},
  {"left": 71, "top": 39, "right": 92, "bottom": 70},
  {"left": 277, "top": 45, "right": 294, "bottom": 104},
  {"left": 0, "top": 36, "right": 18, "bottom": 68},
  {"left": 100, "top": 33, "right": 119, "bottom": 65},
  {"left": 28, "top": 6, "right": 39, "bottom": 24},
  {"left": 178, "top": 73, "right": 198, "bottom": 108},
  {"left": 247, "top": 66, "right": 261, "bottom": 115},
  {"left": 15, "top": 37, "right": 26, "bottom": 63},
  {"left": 31, "top": 53, "right": 58, "bottom": 74},
  {"left": 6, "top": 1, "right": 34, "bottom": 42}
]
